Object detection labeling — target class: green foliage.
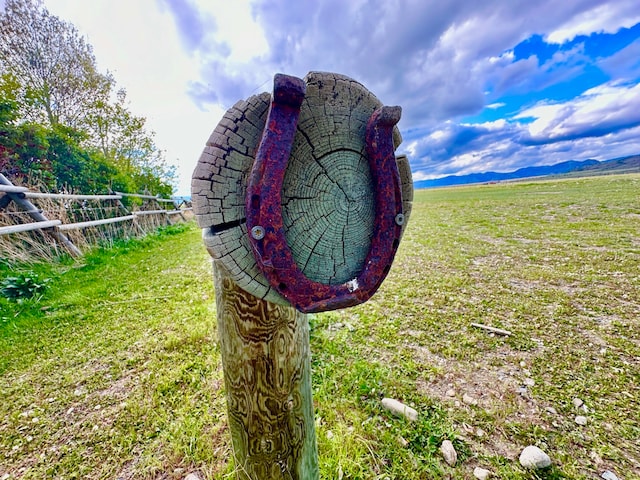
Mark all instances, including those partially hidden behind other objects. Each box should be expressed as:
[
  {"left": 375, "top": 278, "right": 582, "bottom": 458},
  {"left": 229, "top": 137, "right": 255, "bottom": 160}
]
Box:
[
  {"left": 46, "top": 124, "right": 117, "bottom": 193},
  {"left": 0, "top": 73, "right": 20, "bottom": 124},
  {"left": 1, "top": 272, "right": 51, "bottom": 300},
  {"left": 0, "top": 0, "right": 176, "bottom": 195}
]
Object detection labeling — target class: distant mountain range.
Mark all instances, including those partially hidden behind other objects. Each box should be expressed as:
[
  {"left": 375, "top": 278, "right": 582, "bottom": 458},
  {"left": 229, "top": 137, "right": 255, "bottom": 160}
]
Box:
[{"left": 413, "top": 155, "right": 640, "bottom": 189}]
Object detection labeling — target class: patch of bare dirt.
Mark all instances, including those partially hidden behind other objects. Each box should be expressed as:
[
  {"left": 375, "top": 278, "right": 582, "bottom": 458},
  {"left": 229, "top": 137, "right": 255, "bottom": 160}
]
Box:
[{"left": 412, "top": 342, "right": 560, "bottom": 461}]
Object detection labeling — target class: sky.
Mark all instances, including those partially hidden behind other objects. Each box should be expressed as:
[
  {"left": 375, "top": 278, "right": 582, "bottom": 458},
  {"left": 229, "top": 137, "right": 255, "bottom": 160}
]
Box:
[{"left": 9, "top": 0, "right": 640, "bottom": 194}]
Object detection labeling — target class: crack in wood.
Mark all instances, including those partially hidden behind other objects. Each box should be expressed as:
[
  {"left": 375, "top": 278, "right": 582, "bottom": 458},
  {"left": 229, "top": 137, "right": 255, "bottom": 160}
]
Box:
[{"left": 210, "top": 218, "right": 246, "bottom": 235}]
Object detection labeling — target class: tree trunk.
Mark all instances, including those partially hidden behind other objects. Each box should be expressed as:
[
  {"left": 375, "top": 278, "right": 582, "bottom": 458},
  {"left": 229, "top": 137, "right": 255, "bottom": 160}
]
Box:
[{"left": 213, "top": 260, "right": 319, "bottom": 479}]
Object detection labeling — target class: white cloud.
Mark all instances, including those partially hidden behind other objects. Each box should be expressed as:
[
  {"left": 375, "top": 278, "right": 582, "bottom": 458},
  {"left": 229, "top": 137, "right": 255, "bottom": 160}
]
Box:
[
  {"left": 517, "top": 82, "right": 640, "bottom": 142},
  {"left": 516, "top": 103, "right": 567, "bottom": 137},
  {"left": 410, "top": 171, "right": 435, "bottom": 182},
  {"left": 546, "top": 1, "right": 640, "bottom": 44},
  {"left": 599, "top": 38, "right": 640, "bottom": 80}
]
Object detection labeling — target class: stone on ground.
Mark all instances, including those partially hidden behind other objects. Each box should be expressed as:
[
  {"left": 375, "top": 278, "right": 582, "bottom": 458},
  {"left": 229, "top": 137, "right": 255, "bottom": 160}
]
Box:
[
  {"left": 519, "top": 445, "right": 551, "bottom": 469},
  {"left": 381, "top": 398, "right": 418, "bottom": 421},
  {"left": 473, "top": 466, "right": 492, "bottom": 479},
  {"left": 440, "top": 440, "right": 457, "bottom": 466}
]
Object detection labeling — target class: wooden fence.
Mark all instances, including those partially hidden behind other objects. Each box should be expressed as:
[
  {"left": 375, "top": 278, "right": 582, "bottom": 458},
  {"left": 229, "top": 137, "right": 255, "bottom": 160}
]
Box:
[{"left": 0, "top": 173, "right": 192, "bottom": 261}]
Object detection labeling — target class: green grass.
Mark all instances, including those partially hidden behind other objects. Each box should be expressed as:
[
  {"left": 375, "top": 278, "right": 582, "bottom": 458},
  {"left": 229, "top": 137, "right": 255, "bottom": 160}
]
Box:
[
  {"left": 1, "top": 223, "right": 226, "bottom": 478},
  {"left": 1, "top": 174, "right": 639, "bottom": 479}
]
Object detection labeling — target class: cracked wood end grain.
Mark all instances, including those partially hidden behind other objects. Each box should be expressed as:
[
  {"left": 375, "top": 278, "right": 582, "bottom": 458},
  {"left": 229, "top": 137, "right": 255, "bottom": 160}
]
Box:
[{"left": 192, "top": 71, "right": 413, "bottom": 304}]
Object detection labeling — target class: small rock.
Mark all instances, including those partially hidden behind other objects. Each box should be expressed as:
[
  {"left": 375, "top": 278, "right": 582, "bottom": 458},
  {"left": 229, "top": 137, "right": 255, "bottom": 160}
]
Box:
[
  {"left": 519, "top": 445, "right": 551, "bottom": 469},
  {"left": 601, "top": 470, "right": 619, "bottom": 480},
  {"left": 326, "top": 430, "right": 334, "bottom": 440},
  {"left": 475, "top": 427, "right": 486, "bottom": 438},
  {"left": 473, "top": 467, "right": 492, "bottom": 479},
  {"left": 524, "top": 378, "right": 535, "bottom": 387},
  {"left": 446, "top": 388, "right": 456, "bottom": 397},
  {"left": 381, "top": 398, "right": 418, "bottom": 421},
  {"left": 572, "top": 398, "right": 584, "bottom": 409},
  {"left": 184, "top": 474, "right": 201, "bottom": 480},
  {"left": 545, "top": 407, "right": 557, "bottom": 415},
  {"left": 440, "top": 440, "right": 457, "bottom": 466},
  {"left": 462, "top": 393, "right": 478, "bottom": 406},
  {"left": 575, "top": 415, "right": 588, "bottom": 426}
]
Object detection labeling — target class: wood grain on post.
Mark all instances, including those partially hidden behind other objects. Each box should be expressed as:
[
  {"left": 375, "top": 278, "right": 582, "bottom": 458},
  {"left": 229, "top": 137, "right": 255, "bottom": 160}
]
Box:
[{"left": 213, "top": 260, "right": 318, "bottom": 479}]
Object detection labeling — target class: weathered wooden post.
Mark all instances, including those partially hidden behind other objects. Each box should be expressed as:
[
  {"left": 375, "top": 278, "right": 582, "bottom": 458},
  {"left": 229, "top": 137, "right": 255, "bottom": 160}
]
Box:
[{"left": 192, "top": 72, "right": 413, "bottom": 479}]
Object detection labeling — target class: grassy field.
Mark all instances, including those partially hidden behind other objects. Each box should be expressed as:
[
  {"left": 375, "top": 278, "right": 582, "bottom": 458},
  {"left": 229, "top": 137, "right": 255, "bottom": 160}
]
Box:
[{"left": 1, "top": 174, "right": 638, "bottom": 479}]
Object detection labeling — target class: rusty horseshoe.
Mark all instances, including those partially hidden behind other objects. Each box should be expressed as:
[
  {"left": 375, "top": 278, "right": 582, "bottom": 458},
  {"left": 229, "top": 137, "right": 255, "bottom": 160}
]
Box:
[{"left": 246, "top": 73, "right": 403, "bottom": 313}]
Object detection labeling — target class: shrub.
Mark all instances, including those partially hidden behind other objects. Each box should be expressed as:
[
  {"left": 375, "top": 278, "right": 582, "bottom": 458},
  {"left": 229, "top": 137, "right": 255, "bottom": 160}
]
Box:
[{"left": 1, "top": 272, "right": 51, "bottom": 300}]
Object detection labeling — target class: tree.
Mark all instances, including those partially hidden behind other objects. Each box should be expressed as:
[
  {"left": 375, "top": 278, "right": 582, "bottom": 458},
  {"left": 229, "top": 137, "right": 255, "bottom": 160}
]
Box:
[
  {"left": 0, "top": 72, "right": 53, "bottom": 185},
  {"left": 0, "top": 0, "right": 177, "bottom": 195},
  {"left": 84, "top": 88, "right": 177, "bottom": 195},
  {"left": 0, "top": 0, "right": 113, "bottom": 128},
  {"left": 47, "top": 124, "right": 117, "bottom": 194}
]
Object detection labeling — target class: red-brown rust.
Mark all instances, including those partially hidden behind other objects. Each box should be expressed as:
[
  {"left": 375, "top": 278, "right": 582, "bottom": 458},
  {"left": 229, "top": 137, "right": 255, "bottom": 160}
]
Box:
[{"left": 246, "top": 74, "right": 403, "bottom": 313}]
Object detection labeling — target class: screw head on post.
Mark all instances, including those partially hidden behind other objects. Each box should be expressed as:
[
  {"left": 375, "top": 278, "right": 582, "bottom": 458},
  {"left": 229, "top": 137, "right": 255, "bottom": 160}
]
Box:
[{"left": 250, "top": 225, "right": 265, "bottom": 240}]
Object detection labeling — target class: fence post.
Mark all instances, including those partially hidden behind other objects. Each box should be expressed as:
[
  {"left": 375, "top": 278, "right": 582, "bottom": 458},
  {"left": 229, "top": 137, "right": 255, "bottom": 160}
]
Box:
[
  {"left": 192, "top": 71, "right": 413, "bottom": 479},
  {"left": 213, "top": 260, "right": 318, "bottom": 478},
  {"left": 0, "top": 173, "right": 82, "bottom": 256}
]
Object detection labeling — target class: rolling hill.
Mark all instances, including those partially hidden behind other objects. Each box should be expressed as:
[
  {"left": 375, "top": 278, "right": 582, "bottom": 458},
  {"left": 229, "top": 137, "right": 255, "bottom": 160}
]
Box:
[{"left": 413, "top": 154, "right": 640, "bottom": 189}]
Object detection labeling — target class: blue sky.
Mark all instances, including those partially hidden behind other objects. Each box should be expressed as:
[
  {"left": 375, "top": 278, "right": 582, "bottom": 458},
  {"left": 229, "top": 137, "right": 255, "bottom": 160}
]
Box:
[{"left": 21, "top": 0, "right": 640, "bottom": 192}]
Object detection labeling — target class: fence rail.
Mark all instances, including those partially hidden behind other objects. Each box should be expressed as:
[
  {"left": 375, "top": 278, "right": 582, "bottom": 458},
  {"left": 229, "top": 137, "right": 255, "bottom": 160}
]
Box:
[
  {"left": 0, "top": 174, "right": 193, "bottom": 259},
  {"left": 56, "top": 215, "right": 136, "bottom": 231},
  {"left": 22, "top": 192, "right": 124, "bottom": 201},
  {"left": 0, "top": 220, "right": 62, "bottom": 236},
  {"left": 0, "top": 185, "right": 29, "bottom": 194}
]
